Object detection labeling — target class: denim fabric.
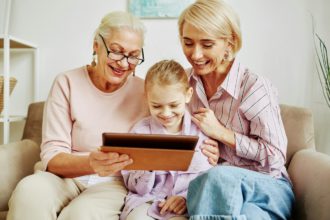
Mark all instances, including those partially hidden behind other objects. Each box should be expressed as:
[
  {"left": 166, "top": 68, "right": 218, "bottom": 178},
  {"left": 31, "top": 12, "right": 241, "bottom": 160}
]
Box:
[{"left": 187, "top": 166, "right": 294, "bottom": 220}]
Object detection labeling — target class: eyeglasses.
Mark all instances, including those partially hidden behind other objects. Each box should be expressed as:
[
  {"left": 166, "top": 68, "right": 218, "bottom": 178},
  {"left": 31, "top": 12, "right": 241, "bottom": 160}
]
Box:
[{"left": 99, "top": 34, "right": 144, "bottom": 65}]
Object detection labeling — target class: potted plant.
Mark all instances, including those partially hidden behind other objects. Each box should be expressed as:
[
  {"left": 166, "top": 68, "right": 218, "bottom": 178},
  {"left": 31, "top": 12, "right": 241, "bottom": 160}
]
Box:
[{"left": 314, "top": 33, "right": 330, "bottom": 108}]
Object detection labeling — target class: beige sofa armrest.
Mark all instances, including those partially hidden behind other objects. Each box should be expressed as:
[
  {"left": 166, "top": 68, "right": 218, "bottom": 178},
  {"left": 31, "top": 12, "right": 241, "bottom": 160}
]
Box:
[
  {"left": 0, "top": 139, "right": 40, "bottom": 211},
  {"left": 288, "top": 149, "right": 330, "bottom": 220},
  {"left": 280, "top": 104, "right": 315, "bottom": 166},
  {"left": 22, "top": 101, "right": 45, "bottom": 146}
]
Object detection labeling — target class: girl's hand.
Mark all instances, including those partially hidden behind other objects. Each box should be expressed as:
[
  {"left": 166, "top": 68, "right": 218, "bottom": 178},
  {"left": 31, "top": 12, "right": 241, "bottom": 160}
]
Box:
[
  {"left": 200, "top": 139, "right": 220, "bottom": 166},
  {"left": 192, "top": 107, "right": 224, "bottom": 140},
  {"left": 89, "top": 151, "right": 133, "bottom": 176},
  {"left": 158, "top": 195, "right": 186, "bottom": 215}
]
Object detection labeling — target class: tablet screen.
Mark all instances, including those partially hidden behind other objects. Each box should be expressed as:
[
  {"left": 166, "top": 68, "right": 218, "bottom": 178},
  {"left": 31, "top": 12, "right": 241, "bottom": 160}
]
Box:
[{"left": 102, "top": 132, "right": 198, "bottom": 150}]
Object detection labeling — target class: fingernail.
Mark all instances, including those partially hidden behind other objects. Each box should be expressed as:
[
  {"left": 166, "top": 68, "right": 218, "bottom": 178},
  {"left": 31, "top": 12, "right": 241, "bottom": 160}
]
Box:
[{"left": 109, "top": 153, "right": 119, "bottom": 158}]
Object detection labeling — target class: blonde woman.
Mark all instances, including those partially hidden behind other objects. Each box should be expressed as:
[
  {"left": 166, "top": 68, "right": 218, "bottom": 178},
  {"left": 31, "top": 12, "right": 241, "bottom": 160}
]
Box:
[
  {"left": 8, "top": 11, "right": 148, "bottom": 220},
  {"left": 178, "top": 0, "right": 294, "bottom": 219}
]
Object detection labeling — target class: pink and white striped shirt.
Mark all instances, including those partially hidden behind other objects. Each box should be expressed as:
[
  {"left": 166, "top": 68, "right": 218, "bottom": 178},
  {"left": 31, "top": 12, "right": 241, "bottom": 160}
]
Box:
[{"left": 188, "top": 58, "right": 289, "bottom": 179}]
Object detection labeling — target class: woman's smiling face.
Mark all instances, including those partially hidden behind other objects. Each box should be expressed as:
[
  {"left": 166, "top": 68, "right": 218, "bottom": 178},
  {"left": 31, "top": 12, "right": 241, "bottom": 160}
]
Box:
[
  {"left": 95, "top": 28, "right": 143, "bottom": 86},
  {"left": 181, "top": 22, "right": 230, "bottom": 76}
]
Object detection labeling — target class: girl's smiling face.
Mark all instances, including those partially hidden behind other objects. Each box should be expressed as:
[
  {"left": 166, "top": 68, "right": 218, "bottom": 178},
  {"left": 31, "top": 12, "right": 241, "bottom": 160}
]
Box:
[{"left": 147, "top": 83, "right": 192, "bottom": 134}]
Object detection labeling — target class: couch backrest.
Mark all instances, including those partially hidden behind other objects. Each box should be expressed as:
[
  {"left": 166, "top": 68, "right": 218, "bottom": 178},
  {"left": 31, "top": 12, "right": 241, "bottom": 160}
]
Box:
[
  {"left": 20, "top": 102, "right": 315, "bottom": 167},
  {"left": 280, "top": 104, "right": 315, "bottom": 166},
  {"left": 22, "top": 101, "right": 45, "bottom": 146}
]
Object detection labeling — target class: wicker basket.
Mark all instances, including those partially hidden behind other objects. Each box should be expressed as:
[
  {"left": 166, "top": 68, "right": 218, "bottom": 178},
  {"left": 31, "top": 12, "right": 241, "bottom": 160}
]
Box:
[{"left": 0, "top": 75, "right": 17, "bottom": 114}]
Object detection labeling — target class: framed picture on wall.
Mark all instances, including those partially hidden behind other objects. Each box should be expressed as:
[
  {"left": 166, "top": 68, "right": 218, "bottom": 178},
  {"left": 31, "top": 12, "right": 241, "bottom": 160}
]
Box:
[{"left": 128, "top": 0, "right": 194, "bottom": 19}]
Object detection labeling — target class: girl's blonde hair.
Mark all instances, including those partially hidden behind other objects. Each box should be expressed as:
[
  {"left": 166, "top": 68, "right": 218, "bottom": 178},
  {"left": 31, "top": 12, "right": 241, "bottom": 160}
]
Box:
[
  {"left": 94, "top": 11, "right": 145, "bottom": 45},
  {"left": 145, "top": 60, "right": 189, "bottom": 93},
  {"left": 178, "top": 0, "right": 242, "bottom": 57}
]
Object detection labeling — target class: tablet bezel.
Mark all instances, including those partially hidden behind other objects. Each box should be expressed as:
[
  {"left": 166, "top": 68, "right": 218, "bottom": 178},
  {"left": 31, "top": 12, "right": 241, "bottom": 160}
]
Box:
[{"left": 102, "top": 132, "right": 199, "bottom": 150}]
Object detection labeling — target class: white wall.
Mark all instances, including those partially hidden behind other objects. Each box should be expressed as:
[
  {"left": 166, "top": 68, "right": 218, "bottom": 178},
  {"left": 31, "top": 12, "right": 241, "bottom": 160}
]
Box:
[
  {"left": 0, "top": 0, "right": 6, "bottom": 34},
  {"left": 1, "top": 0, "right": 330, "bottom": 153}
]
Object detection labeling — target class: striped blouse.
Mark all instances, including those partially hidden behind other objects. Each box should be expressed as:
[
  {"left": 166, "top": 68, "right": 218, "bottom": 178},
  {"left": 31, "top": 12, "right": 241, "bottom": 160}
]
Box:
[{"left": 187, "top": 58, "right": 289, "bottom": 179}]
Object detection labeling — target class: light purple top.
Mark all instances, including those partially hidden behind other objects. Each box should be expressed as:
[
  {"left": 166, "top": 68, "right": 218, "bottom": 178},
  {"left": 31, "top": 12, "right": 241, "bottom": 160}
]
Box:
[
  {"left": 188, "top": 58, "right": 289, "bottom": 180},
  {"left": 120, "top": 110, "right": 212, "bottom": 220}
]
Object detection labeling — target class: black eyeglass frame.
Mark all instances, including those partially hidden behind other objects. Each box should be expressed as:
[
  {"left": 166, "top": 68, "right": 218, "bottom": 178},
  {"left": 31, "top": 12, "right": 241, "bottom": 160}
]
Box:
[{"left": 99, "top": 34, "right": 144, "bottom": 65}]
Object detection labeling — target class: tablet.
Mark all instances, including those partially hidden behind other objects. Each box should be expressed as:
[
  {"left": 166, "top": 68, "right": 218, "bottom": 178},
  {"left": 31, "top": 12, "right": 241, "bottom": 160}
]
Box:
[{"left": 100, "top": 132, "right": 199, "bottom": 171}]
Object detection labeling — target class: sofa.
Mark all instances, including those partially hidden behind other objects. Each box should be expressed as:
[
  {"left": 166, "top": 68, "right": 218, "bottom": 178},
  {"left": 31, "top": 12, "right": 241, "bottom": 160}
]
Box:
[{"left": 0, "top": 102, "right": 330, "bottom": 220}]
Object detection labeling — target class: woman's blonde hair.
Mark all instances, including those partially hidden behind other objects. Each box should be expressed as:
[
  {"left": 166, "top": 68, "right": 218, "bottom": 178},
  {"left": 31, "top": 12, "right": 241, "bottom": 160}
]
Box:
[
  {"left": 145, "top": 60, "right": 189, "bottom": 93},
  {"left": 94, "top": 11, "right": 145, "bottom": 45},
  {"left": 178, "top": 0, "right": 242, "bottom": 57}
]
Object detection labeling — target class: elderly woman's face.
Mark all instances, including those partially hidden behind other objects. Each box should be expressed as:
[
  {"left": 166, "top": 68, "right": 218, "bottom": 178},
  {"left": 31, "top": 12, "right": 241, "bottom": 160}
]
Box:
[
  {"left": 181, "top": 22, "right": 230, "bottom": 76},
  {"left": 96, "top": 28, "right": 143, "bottom": 85}
]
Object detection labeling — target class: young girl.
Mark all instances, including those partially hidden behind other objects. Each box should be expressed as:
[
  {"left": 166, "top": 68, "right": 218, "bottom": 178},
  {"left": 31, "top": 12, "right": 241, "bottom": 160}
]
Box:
[{"left": 120, "top": 60, "right": 217, "bottom": 220}]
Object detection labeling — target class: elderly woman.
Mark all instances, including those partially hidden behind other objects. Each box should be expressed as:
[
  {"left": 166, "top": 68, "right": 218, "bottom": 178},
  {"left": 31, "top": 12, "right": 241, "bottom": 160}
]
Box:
[
  {"left": 178, "top": 0, "right": 294, "bottom": 219},
  {"left": 7, "top": 11, "right": 148, "bottom": 220}
]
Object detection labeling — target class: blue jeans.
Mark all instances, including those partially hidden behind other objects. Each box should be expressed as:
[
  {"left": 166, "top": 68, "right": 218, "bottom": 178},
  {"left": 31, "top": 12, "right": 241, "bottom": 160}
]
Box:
[{"left": 187, "top": 166, "right": 294, "bottom": 220}]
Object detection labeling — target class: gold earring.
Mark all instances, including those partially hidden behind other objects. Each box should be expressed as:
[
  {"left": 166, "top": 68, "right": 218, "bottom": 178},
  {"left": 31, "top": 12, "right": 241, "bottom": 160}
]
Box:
[
  {"left": 91, "top": 51, "right": 97, "bottom": 66},
  {"left": 224, "top": 51, "right": 229, "bottom": 60},
  {"left": 222, "top": 50, "right": 232, "bottom": 63}
]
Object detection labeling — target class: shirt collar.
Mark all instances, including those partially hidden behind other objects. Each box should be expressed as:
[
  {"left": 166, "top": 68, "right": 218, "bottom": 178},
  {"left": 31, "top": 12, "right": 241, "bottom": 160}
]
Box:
[
  {"left": 220, "top": 56, "right": 245, "bottom": 99},
  {"left": 188, "top": 55, "right": 245, "bottom": 100}
]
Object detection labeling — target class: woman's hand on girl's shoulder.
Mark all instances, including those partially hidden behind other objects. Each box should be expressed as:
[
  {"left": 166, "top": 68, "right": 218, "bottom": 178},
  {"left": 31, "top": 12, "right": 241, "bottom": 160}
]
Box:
[{"left": 192, "top": 108, "right": 224, "bottom": 140}]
